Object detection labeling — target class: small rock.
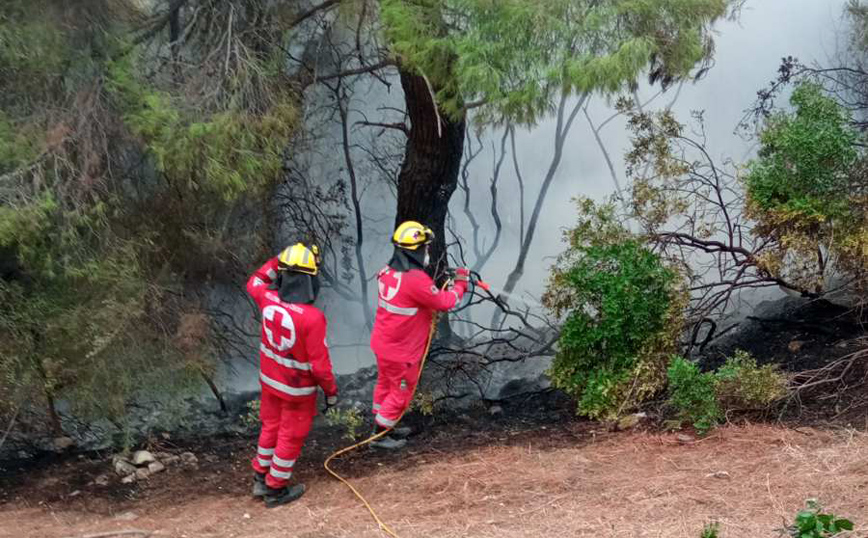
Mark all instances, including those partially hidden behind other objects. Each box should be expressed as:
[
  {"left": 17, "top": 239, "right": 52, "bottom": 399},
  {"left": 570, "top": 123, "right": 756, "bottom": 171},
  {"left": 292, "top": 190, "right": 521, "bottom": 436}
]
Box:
[
  {"left": 677, "top": 434, "right": 695, "bottom": 444},
  {"left": 162, "top": 455, "right": 181, "bottom": 465},
  {"left": 489, "top": 405, "right": 503, "bottom": 416},
  {"left": 121, "top": 474, "right": 136, "bottom": 484},
  {"left": 95, "top": 474, "right": 110, "bottom": 486},
  {"left": 114, "top": 511, "right": 139, "bottom": 521},
  {"left": 154, "top": 452, "right": 173, "bottom": 460},
  {"left": 707, "top": 471, "right": 731, "bottom": 479},
  {"left": 161, "top": 432, "right": 171, "bottom": 440},
  {"left": 135, "top": 468, "right": 151, "bottom": 480},
  {"left": 180, "top": 452, "right": 198, "bottom": 465},
  {"left": 243, "top": 513, "right": 251, "bottom": 519},
  {"left": 148, "top": 461, "right": 166, "bottom": 474},
  {"left": 114, "top": 459, "right": 136, "bottom": 476},
  {"left": 788, "top": 340, "right": 805, "bottom": 353},
  {"left": 52, "top": 437, "right": 75, "bottom": 452},
  {"left": 68, "top": 490, "right": 81, "bottom": 497},
  {"left": 204, "top": 454, "right": 218, "bottom": 463},
  {"left": 617, "top": 413, "right": 644, "bottom": 430},
  {"left": 132, "top": 450, "right": 156, "bottom": 466}
]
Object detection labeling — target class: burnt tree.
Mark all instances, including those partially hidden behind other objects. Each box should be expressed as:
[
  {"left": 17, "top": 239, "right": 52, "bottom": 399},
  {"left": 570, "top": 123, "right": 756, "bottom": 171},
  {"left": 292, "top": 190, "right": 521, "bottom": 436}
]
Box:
[{"left": 394, "top": 71, "right": 466, "bottom": 279}]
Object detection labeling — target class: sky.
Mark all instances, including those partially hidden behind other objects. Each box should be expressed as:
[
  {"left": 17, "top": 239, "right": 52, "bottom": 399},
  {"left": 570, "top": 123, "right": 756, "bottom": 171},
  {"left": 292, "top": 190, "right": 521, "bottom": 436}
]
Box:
[{"left": 230, "top": 0, "right": 854, "bottom": 384}]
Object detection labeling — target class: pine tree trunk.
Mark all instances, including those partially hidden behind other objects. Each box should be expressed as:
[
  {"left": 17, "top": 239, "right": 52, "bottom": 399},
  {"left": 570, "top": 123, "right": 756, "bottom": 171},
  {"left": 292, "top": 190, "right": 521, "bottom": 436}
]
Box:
[
  {"left": 395, "top": 70, "right": 466, "bottom": 280},
  {"left": 396, "top": 70, "right": 466, "bottom": 343}
]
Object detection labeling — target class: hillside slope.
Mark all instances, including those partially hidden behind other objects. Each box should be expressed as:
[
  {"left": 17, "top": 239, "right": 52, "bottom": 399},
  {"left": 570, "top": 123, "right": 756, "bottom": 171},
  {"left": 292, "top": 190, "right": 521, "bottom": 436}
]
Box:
[{"left": 2, "top": 421, "right": 866, "bottom": 538}]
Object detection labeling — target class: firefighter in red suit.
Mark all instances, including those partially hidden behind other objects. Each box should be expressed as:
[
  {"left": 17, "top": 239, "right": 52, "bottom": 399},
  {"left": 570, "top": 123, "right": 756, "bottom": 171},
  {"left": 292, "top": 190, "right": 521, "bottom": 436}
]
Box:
[
  {"left": 246, "top": 243, "right": 338, "bottom": 507},
  {"left": 369, "top": 221, "right": 469, "bottom": 449}
]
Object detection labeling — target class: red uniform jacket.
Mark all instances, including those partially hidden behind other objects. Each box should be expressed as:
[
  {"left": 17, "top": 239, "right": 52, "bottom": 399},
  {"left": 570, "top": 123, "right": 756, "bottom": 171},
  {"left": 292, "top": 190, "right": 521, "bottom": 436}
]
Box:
[
  {"left": 247, "top": 258, "right": 338, "bottom": 402},
  {"left": 370, "top": 267, "right": 468, "bottom": 363}
]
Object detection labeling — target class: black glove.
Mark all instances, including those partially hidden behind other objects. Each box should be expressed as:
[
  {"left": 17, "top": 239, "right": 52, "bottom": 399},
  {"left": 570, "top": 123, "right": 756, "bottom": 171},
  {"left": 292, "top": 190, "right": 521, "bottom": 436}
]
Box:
[{"left": 323, "top": 394, "right": 338, "bottom": 413}]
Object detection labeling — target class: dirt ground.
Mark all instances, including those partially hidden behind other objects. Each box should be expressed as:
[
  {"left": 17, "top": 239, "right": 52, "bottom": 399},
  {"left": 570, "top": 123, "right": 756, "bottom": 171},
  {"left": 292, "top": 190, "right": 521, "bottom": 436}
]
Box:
[{"left": 2, "top": 417, "right": 867, "bottom": 538}]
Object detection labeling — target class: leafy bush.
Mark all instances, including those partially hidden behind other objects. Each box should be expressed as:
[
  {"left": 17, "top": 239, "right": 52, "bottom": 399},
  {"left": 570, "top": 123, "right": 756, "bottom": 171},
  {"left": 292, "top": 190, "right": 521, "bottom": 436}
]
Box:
[
  {"left": 781, "top": 500, "right": 854, "bottom": 538},
  {"left": 545, "top": 199, "right": 686, "bottom": 420},
  {"left": 667, "top": 351, "right": 789, "bottom": 433},
  {"left": 715, "top": 350, "right": 788, "bottom": 410},
  {"left": 667, "top": 357, "right": 722, "bottom": 433},
  {"left": 747, "top": 83, "right": 858, "bottom": 222},
  {"left": 745, "top": 81, "right": 868, "bottom": 294},
  {"left": 325, "top": 407, "right": 364, "bottom": 441},
  {"left": 241, "top": 399, "right": 261, "bottom": 431}
]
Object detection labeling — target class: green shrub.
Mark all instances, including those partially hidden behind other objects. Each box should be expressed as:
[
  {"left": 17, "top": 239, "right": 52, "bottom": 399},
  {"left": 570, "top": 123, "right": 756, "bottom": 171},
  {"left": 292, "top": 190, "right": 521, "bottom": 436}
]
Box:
[
  {"left": 745, "top": 81, "right": 868, "bottom": 294},
  {"left": 715, "top": 350, "right": 788, "bottom": 410},
  {"left": 545, "top": 199, "right": 685, "bottom": 420},
  {"left": 746, "top": 83, "right": 858, "bottom": 222},
  {"left": 782, "top": 500, "right": 854, "bottom": 538},
  {"left": 241, "top": 399, "right": 261, "bottom": 431},
  {"left": 667, "top": 356, "right": 722, "bottom": 434},
  {"left": 325, "top": 407, "right": 364, "bottom": 441},
  {"left": 667, "top": 351, "right": 789, "bottom": 434}
]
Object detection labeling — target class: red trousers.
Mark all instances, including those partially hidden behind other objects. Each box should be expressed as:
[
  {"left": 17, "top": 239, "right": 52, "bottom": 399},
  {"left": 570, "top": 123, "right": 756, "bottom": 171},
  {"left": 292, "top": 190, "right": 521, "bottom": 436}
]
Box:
[
  {"left": 372, "top": 356, "right": 421, "bottom": 428},
  {"left": 251, "top": 389, "right": 315, "bottom": 488}
]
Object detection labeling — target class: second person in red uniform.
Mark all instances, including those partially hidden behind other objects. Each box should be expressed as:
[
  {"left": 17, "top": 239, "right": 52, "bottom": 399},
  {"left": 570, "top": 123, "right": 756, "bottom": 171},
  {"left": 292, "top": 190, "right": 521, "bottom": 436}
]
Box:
[{"left": 368, "top": 221, "right": 469, "bottom": 449}]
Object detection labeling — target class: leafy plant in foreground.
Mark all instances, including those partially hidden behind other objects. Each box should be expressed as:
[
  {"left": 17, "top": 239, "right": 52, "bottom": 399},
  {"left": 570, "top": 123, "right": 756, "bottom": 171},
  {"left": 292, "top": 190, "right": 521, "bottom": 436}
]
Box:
[{"left": 780, "top": 500, "right": 854, "bottom": 538}]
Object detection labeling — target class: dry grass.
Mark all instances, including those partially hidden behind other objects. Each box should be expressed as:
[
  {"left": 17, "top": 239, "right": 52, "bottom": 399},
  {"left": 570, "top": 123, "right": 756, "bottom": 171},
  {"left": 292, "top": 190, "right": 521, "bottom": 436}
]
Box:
[{"left": 3, "top": 424, "right": 867, "bottom": 538}]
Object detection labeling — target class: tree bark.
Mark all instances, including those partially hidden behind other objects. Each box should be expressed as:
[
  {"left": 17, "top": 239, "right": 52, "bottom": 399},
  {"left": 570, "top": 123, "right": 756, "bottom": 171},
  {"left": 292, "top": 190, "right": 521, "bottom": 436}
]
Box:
[
  {"left": 395, "top": 70, "right": 466, "bottom": 280},
  {"left": 395, "top": 69, "right": 466, "bottom": 343}
]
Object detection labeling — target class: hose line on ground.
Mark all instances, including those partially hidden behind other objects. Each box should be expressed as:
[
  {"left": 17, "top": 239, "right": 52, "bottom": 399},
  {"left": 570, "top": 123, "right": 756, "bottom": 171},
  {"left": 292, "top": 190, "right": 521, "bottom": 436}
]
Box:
[{"left": 323, "top": 285, "right": 444, "bottom": 538}]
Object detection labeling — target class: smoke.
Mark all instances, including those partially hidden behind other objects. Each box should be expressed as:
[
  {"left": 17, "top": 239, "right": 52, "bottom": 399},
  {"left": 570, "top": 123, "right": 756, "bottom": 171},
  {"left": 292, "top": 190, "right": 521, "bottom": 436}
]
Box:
[{"left": 226, "top": 0, "right": 849, "bottom": 385}]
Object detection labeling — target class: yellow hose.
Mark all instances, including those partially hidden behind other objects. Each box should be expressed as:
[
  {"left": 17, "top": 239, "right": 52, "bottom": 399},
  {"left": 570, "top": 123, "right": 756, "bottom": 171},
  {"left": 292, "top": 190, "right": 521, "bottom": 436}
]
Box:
[{"left": 323, "top": 308, "right": 441, "bottom": 538}]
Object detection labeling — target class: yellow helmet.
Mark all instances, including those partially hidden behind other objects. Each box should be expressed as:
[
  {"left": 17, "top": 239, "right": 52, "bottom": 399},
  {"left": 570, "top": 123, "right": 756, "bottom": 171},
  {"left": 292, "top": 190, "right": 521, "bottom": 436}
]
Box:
[
  {"left": 277, "top": 243, "right": 320, "bottom": 275},
  {"left": 392, "top": 221, "right": 434, "bottom": 251}
]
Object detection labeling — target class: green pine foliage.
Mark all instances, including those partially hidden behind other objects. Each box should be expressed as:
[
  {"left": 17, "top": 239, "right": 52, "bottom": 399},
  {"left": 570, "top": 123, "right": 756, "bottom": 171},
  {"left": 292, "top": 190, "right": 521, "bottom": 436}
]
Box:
[
  {"left": 381, "top": 0, "right": 730, "bottom": 124},
  {"left": 0, "top": 1, "right": 300, "bottom": 438}
]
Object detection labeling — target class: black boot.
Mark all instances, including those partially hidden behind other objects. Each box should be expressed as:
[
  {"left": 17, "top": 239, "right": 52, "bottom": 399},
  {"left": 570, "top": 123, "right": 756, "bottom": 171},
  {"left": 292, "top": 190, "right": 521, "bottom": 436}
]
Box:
[
  {"left": 370, "top": 424, "right": 406, "bottom": 450},
  {"left": 391, "top": 426, "right": 412, "bottom": 438},
  {"left": 252, "top": 472, "right": 268, "bottom": 498},
  {"left": 264, "top": 483, "right": 305, "bottom": 508}
]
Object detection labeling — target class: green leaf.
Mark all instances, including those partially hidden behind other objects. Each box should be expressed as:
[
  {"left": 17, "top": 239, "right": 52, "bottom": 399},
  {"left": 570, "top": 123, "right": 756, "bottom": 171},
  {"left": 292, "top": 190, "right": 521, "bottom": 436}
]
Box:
[{"left": 835, "top": 519, "right": 854, "bottom": 531}]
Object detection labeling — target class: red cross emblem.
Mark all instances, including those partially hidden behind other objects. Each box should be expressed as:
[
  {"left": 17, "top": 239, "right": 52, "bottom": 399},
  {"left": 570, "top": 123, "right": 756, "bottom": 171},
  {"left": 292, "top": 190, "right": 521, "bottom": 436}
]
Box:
[
  {"left": 378, "top": 269, "right": 402, "bottom": 301},
  {"left": 263, "top": 305, "right": 296, "bottom": 351}
]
